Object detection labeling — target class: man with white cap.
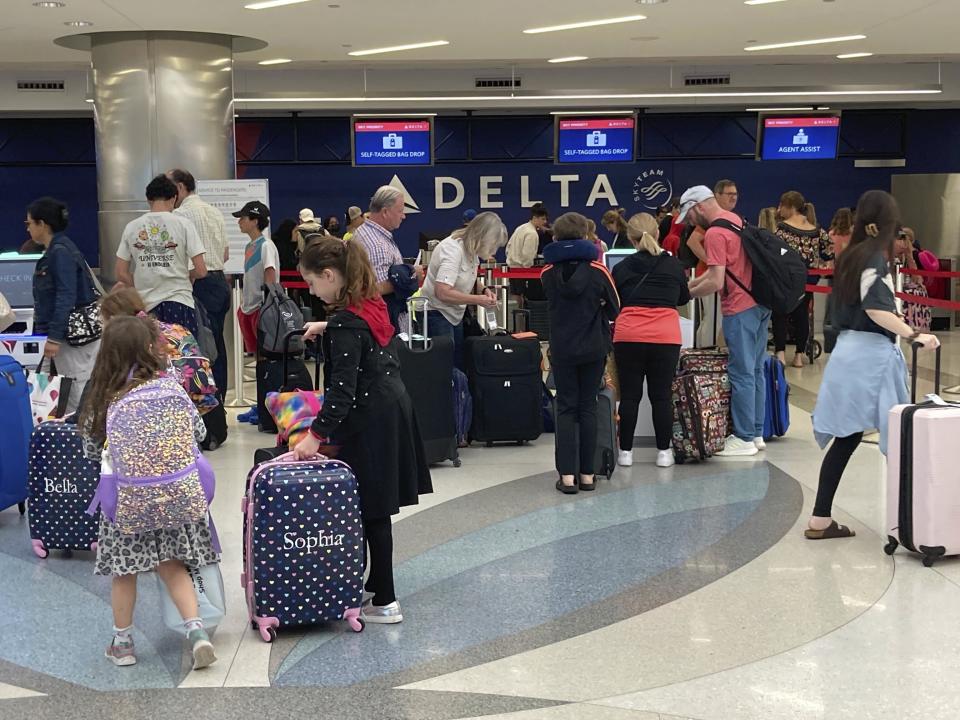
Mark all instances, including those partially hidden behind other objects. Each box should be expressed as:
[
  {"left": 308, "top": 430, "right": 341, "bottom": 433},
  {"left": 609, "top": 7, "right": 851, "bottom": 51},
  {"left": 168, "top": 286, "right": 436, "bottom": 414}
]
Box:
[{"left": 681, "top": 185, "right": 769, "bottom": 457}]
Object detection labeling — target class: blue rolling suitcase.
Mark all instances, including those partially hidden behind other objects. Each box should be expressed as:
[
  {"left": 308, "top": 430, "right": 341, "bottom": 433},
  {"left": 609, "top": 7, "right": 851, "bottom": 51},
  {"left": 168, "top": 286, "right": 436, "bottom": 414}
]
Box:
[
  {"left": 27, "top": 421, "right": 101, "bottom": 558},
  {"left": 242, "top": 453, "right": 365, "bottom": 642},
  {"left": 0, "top": 355, "right": 32, "bottom": 514},
  {"left": 763, "top": 356, "right": 790, "bottom": 440}
]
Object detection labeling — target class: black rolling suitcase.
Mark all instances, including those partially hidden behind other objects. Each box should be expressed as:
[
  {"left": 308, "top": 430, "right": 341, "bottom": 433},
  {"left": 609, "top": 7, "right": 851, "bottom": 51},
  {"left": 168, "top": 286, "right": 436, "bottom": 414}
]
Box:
[
  {"left": 396, "top": 299, "right": 460, "bottom": 467},
  {"left": 464, "top": 327, "right": 543, "bottom": 446},
  {"left": 254, "top": 330, "right": 323, "bottom": 465}
]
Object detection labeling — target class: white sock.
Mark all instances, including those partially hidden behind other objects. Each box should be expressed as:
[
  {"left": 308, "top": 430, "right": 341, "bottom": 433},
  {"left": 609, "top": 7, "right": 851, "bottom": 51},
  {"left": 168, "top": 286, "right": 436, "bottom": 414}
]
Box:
[
  {"left": 113, "top": 625, "right": 132, "bottom": 642},
  {"left": 183, "top": 617, "right": 203, "bottom": 635}
]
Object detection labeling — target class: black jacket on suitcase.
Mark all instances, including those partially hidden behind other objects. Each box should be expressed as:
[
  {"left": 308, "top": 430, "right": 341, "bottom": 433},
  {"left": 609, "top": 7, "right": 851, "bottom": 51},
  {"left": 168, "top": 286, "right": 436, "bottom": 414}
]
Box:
[{"left": 465, "top": 334, "right": 543, "bottom": 444}]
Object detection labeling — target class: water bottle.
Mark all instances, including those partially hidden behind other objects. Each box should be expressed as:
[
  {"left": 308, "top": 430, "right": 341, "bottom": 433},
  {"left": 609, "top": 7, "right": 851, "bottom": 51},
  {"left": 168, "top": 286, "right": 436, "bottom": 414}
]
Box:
[{"left": 485, "top": 308, "right": 497, "bottom": 330}]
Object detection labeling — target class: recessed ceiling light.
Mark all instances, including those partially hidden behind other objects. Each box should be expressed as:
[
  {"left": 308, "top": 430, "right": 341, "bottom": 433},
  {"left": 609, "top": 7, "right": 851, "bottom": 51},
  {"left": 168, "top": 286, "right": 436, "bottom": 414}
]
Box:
[
  {"left": 523, "top": 14, "right": 646, "bottom": 34},
  {"left": 348, "top": 40, "right": 449, "bottom": 56},
  {"left": 745, "top": 34, "right": 866, "bottom": 51},
  {"left": 244, "top": 0, "right": 312, "bottom": 9},
  {"left": 84, "top": 98, "right": 94, "bottom": 103},
  {"left": 745, "top": 106, "right": 813, "bottom": 111},
  {"left": 258, "top": 58, "right": 292, "bottom": 65},
  {"left": 548, "top": 56, "right": 589, "bottom": 63},
  {"left": 837, "top": 52, "right": 874, "bottom": 59},
  {"left": 33, "top": 2, "right": 67, "bottom": 8},
  {"left": 64, "top": 19, "right": 92, "bottom": 27},
  {"left": 551, "top": 110, "right": 635, "bottom": 115},
  {"left": 744, "top": 0, "right": 788, "bottom": 5},
  {"left": 636, "top": 0, "right": 667, "bottom": 4}
]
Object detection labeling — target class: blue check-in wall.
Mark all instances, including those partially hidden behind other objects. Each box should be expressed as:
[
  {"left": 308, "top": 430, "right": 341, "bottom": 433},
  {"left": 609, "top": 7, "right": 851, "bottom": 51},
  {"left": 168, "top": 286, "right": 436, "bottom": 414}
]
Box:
[{"left": 2, "top": 110, "right": 959, "bottom": 264}]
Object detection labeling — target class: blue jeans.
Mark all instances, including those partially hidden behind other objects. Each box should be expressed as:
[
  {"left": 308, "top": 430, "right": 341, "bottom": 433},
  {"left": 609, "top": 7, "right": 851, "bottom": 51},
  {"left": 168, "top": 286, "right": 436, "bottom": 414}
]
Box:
[
  {"left": 722, "top": 305, "right": 771, "bottom": 441},
  {"left": 193, "top": 272, "right": 231, "bottom": 402},
  {"left": 426, "top": 311, "right": 465, "bottom": 370}
]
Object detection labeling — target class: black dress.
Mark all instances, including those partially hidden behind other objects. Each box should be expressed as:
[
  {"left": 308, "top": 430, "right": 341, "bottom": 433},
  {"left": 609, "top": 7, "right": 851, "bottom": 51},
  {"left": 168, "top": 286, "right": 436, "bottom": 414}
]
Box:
[{"left": 311, "top": 309, "right": 432, "bottom": 519}]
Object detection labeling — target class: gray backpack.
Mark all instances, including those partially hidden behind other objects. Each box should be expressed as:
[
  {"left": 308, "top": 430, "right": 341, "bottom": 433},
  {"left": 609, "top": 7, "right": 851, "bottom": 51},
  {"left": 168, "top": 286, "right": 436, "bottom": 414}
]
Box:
[{"left": 258, "top": 283, "right": 304, "bottom": 355}]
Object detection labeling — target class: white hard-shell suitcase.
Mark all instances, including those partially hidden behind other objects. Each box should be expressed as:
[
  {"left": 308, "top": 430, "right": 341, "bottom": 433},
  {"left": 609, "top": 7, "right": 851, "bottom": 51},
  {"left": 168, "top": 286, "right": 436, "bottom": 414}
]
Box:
[{"left": 884, "top": 345, "right": 960, "bottom": 567}]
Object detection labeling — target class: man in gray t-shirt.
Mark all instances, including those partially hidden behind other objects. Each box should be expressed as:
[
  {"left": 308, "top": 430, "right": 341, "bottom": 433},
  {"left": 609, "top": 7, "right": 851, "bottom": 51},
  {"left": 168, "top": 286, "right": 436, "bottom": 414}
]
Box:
[{"left": 116, "top": 174, "right": 207, "bottom": 334}]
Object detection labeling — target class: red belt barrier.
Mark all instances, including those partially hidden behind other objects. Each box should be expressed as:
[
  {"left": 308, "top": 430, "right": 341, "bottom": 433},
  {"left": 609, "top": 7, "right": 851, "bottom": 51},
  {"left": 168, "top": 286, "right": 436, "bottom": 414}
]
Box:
[
  {"left": 487, "top": 268, "right": 543, "bottom": 280},
  {"left": 807, "top": 268, "right": 834, "bottom": 277},
  {"left": 897, "top": 267, "right": 960, "bottom": 279},
  {"left": 806, "top": 285, "right": 831, "bottom": 294},
  {"left": 280, "top": 270, "right": 308, "bottom": 290},
  {"left": 896, "top": 292, "right": 960, "bottom": 311}
]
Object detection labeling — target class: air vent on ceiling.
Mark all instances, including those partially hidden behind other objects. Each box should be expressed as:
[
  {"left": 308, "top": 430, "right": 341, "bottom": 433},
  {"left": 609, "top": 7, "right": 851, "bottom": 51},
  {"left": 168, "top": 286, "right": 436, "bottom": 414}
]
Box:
[
  {"left": 475, "top": 77, "right": 521, "bottom": 89},
  {"left": 17, "top": 81, "right": 65, "bottom": 92},
  {"left": 683, "top": 74, "right": 730, "bottom": 87}
]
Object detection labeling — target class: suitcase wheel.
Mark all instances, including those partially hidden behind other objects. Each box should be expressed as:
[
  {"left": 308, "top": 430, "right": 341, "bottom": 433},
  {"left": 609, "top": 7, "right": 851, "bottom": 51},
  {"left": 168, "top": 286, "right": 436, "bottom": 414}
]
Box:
[
  {"left": 90, "top": 542, "right": 98, "bottom": 553},
  {"left": 31, "top": 539, "right": 48, "bottom": 559},
  {"left": 922, "top": 555, "right": 937, "bottom": 568},
  {"left": 259, "top": 625, "right": 278, "bottom": 643},
  {"left": 452, "top": 457, "right": 462, "bottom": 468},
  {"left": 348, "top": 616, "right": 365, "bottom": 633},
  {"left": 883, "top": 538, "right": 899, "bottom": 556}
]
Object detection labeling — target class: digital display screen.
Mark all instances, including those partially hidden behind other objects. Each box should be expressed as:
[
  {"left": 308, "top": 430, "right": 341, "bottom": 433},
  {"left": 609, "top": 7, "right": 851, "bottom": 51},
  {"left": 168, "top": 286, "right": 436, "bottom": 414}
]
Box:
[
  {"left": 0, "top": 256, "right": 39, "bottom": 308},
  {"left": 556, "top": 117, "right": 635, "bottom": 163},
  {"left": 760, "top": 116, "right": 841, "bottom": 160},
  {"left": 604, "top": 249, "right": 634, "bottom": 271},
  {"left": 353, "top": 120, "right": 433, "bottom": 166}
]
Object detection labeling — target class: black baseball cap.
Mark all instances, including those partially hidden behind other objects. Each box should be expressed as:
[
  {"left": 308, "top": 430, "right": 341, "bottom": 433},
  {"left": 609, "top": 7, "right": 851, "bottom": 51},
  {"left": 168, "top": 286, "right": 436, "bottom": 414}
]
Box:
[{"left": 232, "top": 201, "right": 270, "bottom": 219}]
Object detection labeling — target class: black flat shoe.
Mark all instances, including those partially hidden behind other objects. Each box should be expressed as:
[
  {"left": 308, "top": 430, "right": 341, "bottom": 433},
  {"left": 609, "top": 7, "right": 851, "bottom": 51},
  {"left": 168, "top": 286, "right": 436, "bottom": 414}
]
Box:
[
  {"left": 555, "top": 478, "right": 578, "bottom": 495},
  {"left": 578, "top": 479, "right": 596, "bottom": 492}
]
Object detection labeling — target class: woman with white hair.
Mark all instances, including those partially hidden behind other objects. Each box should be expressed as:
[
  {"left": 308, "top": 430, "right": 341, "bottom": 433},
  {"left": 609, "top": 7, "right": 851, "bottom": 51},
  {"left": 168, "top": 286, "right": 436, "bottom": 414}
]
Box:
[
  {"left": 612, "top": 213, "right": 690, "bottom": 469},
  {"left": 420, "top": 211, "right": 506, "bottom": 369}
]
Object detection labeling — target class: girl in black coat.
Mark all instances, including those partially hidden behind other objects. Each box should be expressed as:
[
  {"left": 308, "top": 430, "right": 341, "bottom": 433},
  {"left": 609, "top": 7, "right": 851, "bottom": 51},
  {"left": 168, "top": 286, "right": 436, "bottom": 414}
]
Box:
[{"left": 294, "top": 237, "right": 432, "bottom": 624}]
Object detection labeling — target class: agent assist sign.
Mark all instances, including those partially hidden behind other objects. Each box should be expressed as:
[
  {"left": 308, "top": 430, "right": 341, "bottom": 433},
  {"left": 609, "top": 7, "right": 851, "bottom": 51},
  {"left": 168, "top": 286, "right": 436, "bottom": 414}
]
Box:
[
  {"left": 761, "top": 116, "right": 840, "bottom": 161},
  {"left": 354, "top": 120, "right": 433, "bottom": 166},
  {"left": 557, "top": 118, "right": 636, "bottom": 164}
]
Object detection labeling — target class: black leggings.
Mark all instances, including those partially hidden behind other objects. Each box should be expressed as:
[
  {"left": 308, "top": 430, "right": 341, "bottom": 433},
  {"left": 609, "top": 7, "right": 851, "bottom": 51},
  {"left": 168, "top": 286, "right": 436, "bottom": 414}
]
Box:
[
  {"left": 363, "top": 517, "right": 395, "bottom": 606},
  {"left": 772, "top": 292, "right": 811, "bottom": 354},
  {"left": 813, "top": 432, "right": 864, "bottom": 517},
  {"left": 553, "top": 359, "right": 606, "bottom": 476},
  {"left": 614, "top": 342, "right": 681, "bottom": 451}
]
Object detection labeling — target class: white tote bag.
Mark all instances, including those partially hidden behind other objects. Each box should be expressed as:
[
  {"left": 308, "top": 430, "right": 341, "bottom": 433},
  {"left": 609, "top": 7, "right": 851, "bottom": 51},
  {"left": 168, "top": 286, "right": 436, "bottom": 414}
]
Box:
[
  {"left": 26, "top": 358, "right": 72, "bottom": 426},
  {"left": 158, "top": 562, "right": 226, "bottom": 632}
]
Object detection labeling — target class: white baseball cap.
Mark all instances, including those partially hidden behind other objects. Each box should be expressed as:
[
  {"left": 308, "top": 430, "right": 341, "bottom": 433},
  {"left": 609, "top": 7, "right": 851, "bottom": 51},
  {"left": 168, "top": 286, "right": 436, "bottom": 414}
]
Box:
[{"left": 677, "top": 185, "right": 715, "bottom": 222}]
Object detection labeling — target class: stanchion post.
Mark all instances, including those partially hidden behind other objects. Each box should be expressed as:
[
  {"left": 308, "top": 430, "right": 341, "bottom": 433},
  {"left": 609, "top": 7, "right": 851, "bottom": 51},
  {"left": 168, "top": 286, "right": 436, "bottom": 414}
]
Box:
[
  {"left": 497, "top": 265, "right": 509, "bottom": 330},
  {"left": 895, "top": 263, "right": 905, "bottom": 356},
  {"left": 225, "top": 275, "right": 256, "bottom": 408}
]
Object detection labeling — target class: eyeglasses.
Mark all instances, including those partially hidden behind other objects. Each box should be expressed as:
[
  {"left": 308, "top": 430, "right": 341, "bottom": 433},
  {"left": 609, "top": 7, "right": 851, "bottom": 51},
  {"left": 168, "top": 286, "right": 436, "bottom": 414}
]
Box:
[{"left": 720, "top": 191, "right": 739, "bottom": 197}]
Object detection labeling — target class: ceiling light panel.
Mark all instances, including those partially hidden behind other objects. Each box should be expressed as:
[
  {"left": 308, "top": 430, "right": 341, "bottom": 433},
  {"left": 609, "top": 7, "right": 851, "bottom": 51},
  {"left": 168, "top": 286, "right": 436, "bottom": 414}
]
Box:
[
  {"left": 348, "top": 40, "right": 449, "bottom": 57},
  {"left": 523, "top": 15, "right": 646, "bottom": 34},
  {"left": 548, "top": 56, "right": 589, "bottom": 63},
  {"left": 837, "top": 52, "right": 874, "bottom": 59},
  {"left": 258, "top": 58, "right": 292, "bottom": 65},
  {"left": 744, "top": 0, "right": 788, "bottom": 5},
  {"left": 745, "top": 35, "right": 866, "bottom": 51},
  {"left": 33, "top": 2, "right": 67, "bottom": 7},
  {"left": 245, "top": 0, "right": 312, "bottom": 9}
]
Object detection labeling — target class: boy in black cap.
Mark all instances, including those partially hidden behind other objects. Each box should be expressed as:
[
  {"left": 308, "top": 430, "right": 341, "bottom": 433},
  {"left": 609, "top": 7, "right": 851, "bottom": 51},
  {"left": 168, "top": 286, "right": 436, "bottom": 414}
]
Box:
[{"left": 233, "top": 201, "right": 277, "bottom": 424}]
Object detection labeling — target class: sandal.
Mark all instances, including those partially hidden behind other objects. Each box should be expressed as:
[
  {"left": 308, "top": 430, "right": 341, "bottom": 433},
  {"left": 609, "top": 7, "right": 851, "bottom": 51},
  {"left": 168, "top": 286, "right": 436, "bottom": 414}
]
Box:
[
  {"left": 578, "top": 478, "right": 596, "bottom": 492},
  {"left": 555, "top": 478, "right": 578, "bottom": 495},
  {"left": 804, "top": 521, "right": 856, "bottom": 540}
]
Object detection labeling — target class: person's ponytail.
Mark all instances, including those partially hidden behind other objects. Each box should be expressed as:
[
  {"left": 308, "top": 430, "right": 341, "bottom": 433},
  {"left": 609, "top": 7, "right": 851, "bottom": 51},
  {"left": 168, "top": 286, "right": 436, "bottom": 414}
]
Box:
[{"left": 300, "top": 236, "right": 378, "bottom": 310}]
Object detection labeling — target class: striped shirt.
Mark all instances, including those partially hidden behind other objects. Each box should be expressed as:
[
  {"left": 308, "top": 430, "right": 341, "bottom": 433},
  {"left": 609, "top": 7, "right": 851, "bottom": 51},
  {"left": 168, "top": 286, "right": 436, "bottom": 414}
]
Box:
[
  {"left": 175, "top": 194, "right": 229, "bottom": 272},
  {"left": 353, "top": 219, "right": 407, "bottom": 328}
]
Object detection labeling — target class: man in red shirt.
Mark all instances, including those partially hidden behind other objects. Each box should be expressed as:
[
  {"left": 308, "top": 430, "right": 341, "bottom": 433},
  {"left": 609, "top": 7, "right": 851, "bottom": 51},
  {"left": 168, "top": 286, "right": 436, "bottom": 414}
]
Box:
[{"left": 681, "top": 185, "right": 770, "bottom": 457}]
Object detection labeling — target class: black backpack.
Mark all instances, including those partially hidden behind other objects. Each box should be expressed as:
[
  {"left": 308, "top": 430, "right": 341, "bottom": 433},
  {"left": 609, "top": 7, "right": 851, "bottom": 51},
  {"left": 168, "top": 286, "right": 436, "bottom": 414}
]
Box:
[
  {"left": 709, "top": 218, "right": 807, "bottom": 315},
  {"left": 677, "top": 224, "right": 700, "bottom": 270}
]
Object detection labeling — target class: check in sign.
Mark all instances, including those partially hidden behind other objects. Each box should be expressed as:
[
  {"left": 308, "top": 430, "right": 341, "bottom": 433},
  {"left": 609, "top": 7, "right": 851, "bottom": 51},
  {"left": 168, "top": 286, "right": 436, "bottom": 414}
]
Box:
[{"left": 354, "top": 120, "right": 433, "bottom": 166}]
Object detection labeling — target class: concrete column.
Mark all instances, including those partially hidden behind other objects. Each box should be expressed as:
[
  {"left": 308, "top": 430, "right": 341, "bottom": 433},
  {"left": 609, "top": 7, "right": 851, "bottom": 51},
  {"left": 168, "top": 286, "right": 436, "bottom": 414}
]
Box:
[{"left": 55, "top": 31, "right": 264, "bottom": 281}]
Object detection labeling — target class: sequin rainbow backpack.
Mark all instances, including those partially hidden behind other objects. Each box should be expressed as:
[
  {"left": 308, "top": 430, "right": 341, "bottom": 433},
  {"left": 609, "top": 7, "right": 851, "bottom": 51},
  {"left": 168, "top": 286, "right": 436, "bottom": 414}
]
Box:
[{"left": 88, "top": 377, "right": 212, "bottom": 535}]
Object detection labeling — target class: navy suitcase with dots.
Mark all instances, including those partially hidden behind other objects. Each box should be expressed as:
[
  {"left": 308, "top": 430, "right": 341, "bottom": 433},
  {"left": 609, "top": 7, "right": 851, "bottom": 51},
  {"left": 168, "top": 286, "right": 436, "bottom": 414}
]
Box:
[
  {"left": 26, "top": 421, "right": 101, "bottom": 558},
  {"left": 241, "top": 454, "right": 365, "bottom": 642}
]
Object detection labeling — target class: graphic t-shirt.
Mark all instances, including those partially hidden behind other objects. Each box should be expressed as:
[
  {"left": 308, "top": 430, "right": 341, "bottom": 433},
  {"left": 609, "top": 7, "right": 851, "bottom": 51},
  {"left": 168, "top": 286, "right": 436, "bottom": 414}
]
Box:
[
  {"left": 118, "top": 212, "right": 205, "bottom": 311},
  {"left": 241, "top": 236, "right": 280, "bottom": 313},
  {"left": 832, "top": 253, "right": 897, "bottom": 341},
  {"left": 704, "top": 210, "right": 756, "bottom": 317}
]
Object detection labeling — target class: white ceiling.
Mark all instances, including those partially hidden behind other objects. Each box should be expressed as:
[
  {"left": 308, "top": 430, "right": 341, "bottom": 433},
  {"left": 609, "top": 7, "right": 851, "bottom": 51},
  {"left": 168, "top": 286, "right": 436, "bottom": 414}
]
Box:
[{"left": 1, "top": 0, "right": 957, "bottom": 68}]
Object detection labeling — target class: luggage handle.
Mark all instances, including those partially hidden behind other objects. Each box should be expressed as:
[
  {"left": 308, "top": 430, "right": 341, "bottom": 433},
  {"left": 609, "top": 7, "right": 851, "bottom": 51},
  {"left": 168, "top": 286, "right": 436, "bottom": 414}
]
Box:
[
  {"left": 281, "top": 329, "right": 323, "bottom": 391},
  {"left": 268, "top": 450, "right": 330, "bottom": 463},
  {"left": 406, "top": 297, "right": 432, "bottom": 352},
  {"left": 910, "top": 342, "right": 941, "bottom": 404},
  {"left": 512, "top": 308, "right": 530, "bottom": 334}
]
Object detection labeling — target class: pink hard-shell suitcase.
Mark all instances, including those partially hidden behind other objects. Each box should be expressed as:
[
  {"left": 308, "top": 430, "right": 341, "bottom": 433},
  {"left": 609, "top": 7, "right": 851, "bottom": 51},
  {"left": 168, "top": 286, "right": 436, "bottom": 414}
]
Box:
[{"left": 884, "top": 346, "right": 960, "bottom": 567}]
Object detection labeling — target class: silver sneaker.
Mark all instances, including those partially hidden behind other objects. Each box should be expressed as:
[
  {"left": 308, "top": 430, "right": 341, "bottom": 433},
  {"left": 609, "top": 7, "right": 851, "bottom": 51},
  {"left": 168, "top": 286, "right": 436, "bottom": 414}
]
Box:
[{"left": 361, "top": 599, "right": 403, "bottom": 624}]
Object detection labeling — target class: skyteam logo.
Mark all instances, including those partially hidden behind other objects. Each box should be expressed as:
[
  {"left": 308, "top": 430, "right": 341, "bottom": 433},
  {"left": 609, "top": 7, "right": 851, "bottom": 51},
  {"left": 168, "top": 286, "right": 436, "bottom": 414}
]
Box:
[{"left": 632, "top": 169, "right": 673, "bottom": 211}]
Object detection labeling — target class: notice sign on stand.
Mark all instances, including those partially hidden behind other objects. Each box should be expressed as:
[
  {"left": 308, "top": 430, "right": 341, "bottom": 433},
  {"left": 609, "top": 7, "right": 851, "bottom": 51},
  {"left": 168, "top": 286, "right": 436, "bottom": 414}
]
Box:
[{"left": 196, "top": 178, "right": 271, "bottom": 275}]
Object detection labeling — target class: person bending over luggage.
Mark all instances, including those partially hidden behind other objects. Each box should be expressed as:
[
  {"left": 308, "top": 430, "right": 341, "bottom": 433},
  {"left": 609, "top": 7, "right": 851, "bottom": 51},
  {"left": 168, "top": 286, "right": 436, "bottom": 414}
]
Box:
[
  {"left": 806, "top": 190, "right": 939, "bottom": 540},
  {"left": 78, "top": 316, "right": 219, "bottom": 670},
  {"left": 541, "top": 213, "right": 621, "bottom": 494},
  {"left": 293, "top": 237, "right": 433, "bottom": 624},
  {"left": 612, "top": 213, "right": 690, "bottom": 469},
  {"left": 419, "top": 211, "right": 507, "bottom": 369}
]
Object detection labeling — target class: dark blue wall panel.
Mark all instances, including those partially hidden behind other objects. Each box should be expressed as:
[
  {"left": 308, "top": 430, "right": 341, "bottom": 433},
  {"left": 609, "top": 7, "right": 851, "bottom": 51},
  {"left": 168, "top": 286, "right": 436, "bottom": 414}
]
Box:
[{"left": 2, "top": 110, "right": 960, "bottom": 265}]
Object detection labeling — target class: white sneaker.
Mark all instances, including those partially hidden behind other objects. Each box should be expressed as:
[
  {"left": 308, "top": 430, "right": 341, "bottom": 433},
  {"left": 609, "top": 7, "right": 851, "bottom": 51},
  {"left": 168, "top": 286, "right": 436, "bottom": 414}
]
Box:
[
  {"left": 754, "top": 437, "right": 767, "bottom": 451},
  {"left": 617, "top": 450, "right": 634, "bottom": 467},
  {"left": 656, "top": 450, "right": 675, "bottom": 468},
  {"left": 715, "top": 435, "right": 760, "bottom": 457}
]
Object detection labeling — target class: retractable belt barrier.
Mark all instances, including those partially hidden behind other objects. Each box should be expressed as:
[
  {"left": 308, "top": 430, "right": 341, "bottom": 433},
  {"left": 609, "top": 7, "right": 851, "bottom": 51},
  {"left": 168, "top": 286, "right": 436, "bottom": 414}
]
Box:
[{"left": 801, "top": 267, "right": 960, "bottom": 312}]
